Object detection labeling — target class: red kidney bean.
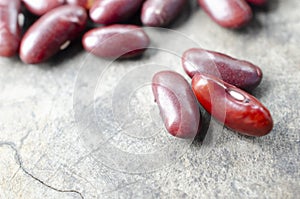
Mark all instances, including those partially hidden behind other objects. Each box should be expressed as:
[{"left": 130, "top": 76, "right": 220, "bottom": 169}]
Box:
[
  {"left": 182, "top": 48, "right": 263, "bottom": 91},
  {"left": 19, "top": 5, "right": 87, "bottom": 64},
  {"left": 192, "top": 73, "right": 273, "bottom": 137},
  {"left": 152, "top": 71, "right": 201, "bottom": 138},
  {"left": 197, "top": 0, "right": 252, "bottom": 28},
  {"left": 245, "top": 0, "right": 267, "bottom": 6},
  {"left": 82, "top": 24, "right": 150, "bottom": 59},
  {"left": 66, "top": 0, "right": 94, "bottom": 9},
  {"left": 89, "top": 0, "right": 144, "bottom": 24},
  {"left": 141, "top": 0, "right": 187, "bottom": 27},
  {"left": 0, "top": 0, "right": 21, "bottom": 57},
  {"left": 22, "top": 0, "right": 65, "bottom": 16}
]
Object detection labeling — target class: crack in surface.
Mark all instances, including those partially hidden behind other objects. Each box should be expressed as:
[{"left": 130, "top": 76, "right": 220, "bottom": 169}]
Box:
[
  {"left": 19, "top": 130, "right": 32, "bottom": 149},
  {"left": 0, "top": 142, "right": 84, "bottom": 199}
]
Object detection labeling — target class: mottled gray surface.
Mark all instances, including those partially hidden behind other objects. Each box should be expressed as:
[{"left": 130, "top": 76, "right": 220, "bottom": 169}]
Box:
[{"left": 0, "top": 0, "right": 299, "bottom": 198}]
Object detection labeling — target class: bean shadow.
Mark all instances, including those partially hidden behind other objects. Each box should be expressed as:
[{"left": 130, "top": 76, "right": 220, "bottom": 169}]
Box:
[
  {"left": 167, "top": 0, "right": 199, "bottom": 29},
  {"left": 21, "top": 6, "right": 39, "bottom": 35},
  {"left": 252, "top": 0, "right": 280, "bottom": 13},
  {"left": 250, "top": 76, "right": 272, "bottom": 99},
  {"left": 128, "top": 0, "right": 198, "bottom": 29},
  {"left": 192, "top": 106, "right": 212, "bottom": 144},
  {"left": 127, "top": 10, "right": 143, "bottom": 26},
  {"left": 43, "top": 38, "right": 84, "bottom": 68},
  {"left": 233, "top": 0, "right": 280, "bottom": 35}
]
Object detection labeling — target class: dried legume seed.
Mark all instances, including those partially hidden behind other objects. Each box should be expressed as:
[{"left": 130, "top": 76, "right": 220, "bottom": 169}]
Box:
[
  {"left": 192, "top": 73, "right": 273, "bottom": 137},
  {"left": 197, "top": 0, "right": 253, "bottom": 28},
  {"left": 20, "top": 5, "right": 87, "bottom": 64},
  {"left": 0, "top": 0, "right": 21, "bottom": 57},
  {"left": 141, "top": 0, "right": 187, "bottom": 27},
  {"left": 22, "top": 0, "right": 65, "bottom": 16},
  {"left": 152, "top": 71, "right": 202, "bottom": 138},
  {"left": 82, "top": 24, "right": 150, "bottom": 59},
  {"left": 182, "top": 48, "right": 263, "bottom": 91},
  {"left": 90, "top": 0, "right": 144, "bottom": 24}
]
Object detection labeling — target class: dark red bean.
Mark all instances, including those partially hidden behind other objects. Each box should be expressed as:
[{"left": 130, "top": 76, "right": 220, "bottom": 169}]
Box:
[
  {"left": 89, "top": 0, "right": 144, "bottom": 24},
  {"left": 245, "top": 0, "right": 267, "bottom": 6},
  {"left": 20, "top": 5, "right": 87, "bottom": 64},
  {"left": 192, "top": 73, "right": 273, "bottom": 137},
  {"left": 182, "top": 48, "right": 262, "bottom": 91},
  {"left": 66, "top": 0, "right": 94, "bottom": 9},
  {"left": 141, "top": 0, "right": 187, "bottom": 27},
  {"left": 22, "top": 0, "right": 65, "bottom": 16},
  {"left": 0, "top": 0, "right": 21, "bottom": 57},
  {"left": 82, "top": 25, "right": 150, "bottom": 59},
  {"left": 197, "top": 0, "right": 252, "bottom": 28},
  {"left": 152, "top": 71, "right": 201, "bottom": 138}
]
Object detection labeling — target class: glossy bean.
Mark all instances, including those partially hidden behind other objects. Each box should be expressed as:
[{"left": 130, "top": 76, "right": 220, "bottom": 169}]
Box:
[
  {"left": 245, "top": 0, "right": 267, "bottom": 6},
  {"left": 152, "top": 71, "right": 201, "bottom": 138},
  {"left": 182, "top": 48, "right": 262, "bottom": 91},
  {"left": 82, "top": 25, "right": 150, "bottom": 59},
  {"left": 90, "top": 0, "right": 144, "bottom": 24},
  {"left": 0, "top": 0, "right": 21, "bottom": 57},
  {"left": 197, "top": 0, "right": 252, "bottom": 28},
  {"left": 20, "top": 5, "right": 87, "bottom": 64},
  {"left": 192, "top": 73, "right": 273, "bottom": 137},
  {"left": 141, "top": 0, "right": 187, "bottom": 27},
  {"left": 22, "top": 0, "right": 65, "bottom": 16},
  {"left": 66, "top": 0, "right": 94, "bottom": 9}
]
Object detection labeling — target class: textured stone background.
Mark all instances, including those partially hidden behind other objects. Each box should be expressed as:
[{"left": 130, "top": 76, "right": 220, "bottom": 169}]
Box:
[{"left": 0, "top": 0, "right": 299, "bottom": 198}]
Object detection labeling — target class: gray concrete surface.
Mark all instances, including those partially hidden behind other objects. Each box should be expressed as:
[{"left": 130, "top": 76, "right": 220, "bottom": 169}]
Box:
[{"left": 0, "top": 0, "right": 299, "bottom": 198}]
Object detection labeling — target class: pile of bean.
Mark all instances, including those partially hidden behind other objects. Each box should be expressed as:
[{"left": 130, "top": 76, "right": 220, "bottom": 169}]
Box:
[
  {"left": 153, "top": 48, "right": 273, "bottom": 138},
  {"left": 0, "top": 0, "right": 272, "bottom": 138},
  {"left": 0, "top": 0, "right": 267, "bottom": 61}
]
